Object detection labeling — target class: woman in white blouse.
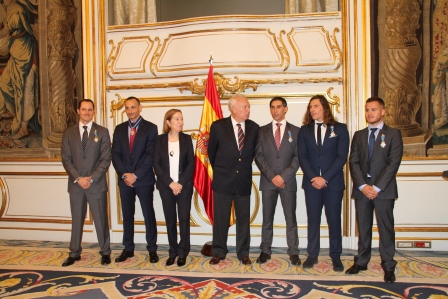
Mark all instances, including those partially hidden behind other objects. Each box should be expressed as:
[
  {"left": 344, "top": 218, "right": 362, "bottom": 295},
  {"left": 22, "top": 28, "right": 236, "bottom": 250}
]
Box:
[{"left": 154, "top": 109, "right": 195, "bottom": 267}]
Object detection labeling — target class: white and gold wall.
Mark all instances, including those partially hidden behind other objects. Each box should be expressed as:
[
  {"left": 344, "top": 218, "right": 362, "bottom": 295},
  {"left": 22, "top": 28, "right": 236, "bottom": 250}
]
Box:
[{"left": 0, "top": 0, "right": 447, "bottom": 251}]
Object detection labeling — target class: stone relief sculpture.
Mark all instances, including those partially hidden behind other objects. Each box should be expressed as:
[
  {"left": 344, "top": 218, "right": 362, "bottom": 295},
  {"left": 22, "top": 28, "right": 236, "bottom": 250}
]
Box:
[
  {"left": 432, "top": 0, "right": 448, "bottom": 131},
  {"left": 381, "top": 0, "right": 423, "bottom": 137},
  {"left": 0, "top": 0, "right": 39, "bottom": 146}
]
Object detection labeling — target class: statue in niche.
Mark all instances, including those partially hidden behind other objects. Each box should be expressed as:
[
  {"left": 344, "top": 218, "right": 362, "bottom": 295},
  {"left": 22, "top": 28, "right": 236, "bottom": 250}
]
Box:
[{"left": 0, "top": 0, "right": 39, "bottom": 148}]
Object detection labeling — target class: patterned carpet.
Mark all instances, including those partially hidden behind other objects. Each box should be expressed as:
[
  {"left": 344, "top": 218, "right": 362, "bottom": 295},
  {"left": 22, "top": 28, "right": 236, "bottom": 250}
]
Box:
[{"left": 0, "top": 240, "right": 447, "bottom": 298}]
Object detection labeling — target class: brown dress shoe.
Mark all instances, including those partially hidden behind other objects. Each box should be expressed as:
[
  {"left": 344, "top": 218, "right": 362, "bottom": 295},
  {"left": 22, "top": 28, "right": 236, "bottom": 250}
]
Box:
[
  {"left": 240, "top": 256, "right": 251, "bottom": 265},
  {"left": 209, "top": 256, "right": 224, "bottom": 265}
]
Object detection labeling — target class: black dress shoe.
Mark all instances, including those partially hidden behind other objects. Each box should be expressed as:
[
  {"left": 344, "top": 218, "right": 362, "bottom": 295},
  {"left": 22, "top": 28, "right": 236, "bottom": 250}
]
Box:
[
  {"left": 115, "top": 249, "right": 134, "bottom": 263},
  {"left": 384, "top": 270, "right": 396, "bottom": 283},
  {"left": 302, "top": 256, "right": 318, "bottom": 269},
  {"left": 149, "top": 251, "right": 159, "bottom": 263},
  {"left": 177, "top": 256, "right": 187, "bottom": 267},
  {"left": 101, "top": 255, "right": 111, "bottom": 265},
  {"left": 290, "top": 254, "right": 301, "bottom": 266},
  {"left": 209, "top": 255, "right": 224, "bottom": 265},
  {"left": 62, "top": 256, "right": 81, "bottom": 267},
  {"left": 166, "top": 256, "right": 176, "bottom": 266},
  {"left": 240, "top": 256, "right": 251, "bottom": 265},
  {"left": 256, "top": 252, "right": 271, "bottom": 264},
  {"left": 331, "top": 258, "right": 344, "bottom": 272},
  {"left": 345, "top": 263, "right": 368, "bottom": 274}
]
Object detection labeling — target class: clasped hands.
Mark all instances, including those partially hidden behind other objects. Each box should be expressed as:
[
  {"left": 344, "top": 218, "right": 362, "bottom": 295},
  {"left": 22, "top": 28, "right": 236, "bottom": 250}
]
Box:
[
  {"left": 311, "top": 176, "right": 327, "bottom": 189},
  {"left": 169, "top": 182, "right": 183, "bottom": 196},
  {"left": 271, "top": 175, "right": 285, "bottom": 189},
  {"left": 123, "top": 173, "right": 137, "bottom": 187},
  {"left": 77, "top": 176, "right": 92, "bottom": 189},
  {"left": 361, "top": 185, "right": 378, "bottom": 200}
]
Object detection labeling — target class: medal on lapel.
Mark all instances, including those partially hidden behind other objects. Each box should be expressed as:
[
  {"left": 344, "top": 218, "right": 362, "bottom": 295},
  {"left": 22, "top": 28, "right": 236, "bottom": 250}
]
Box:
[
  {"left": 330, "top": 126, "right": 336, "bottom": 138},
  {"left": 288, "top": 130, "right": 293, "bottom": 142},
  {"left": 380, "top": 134, "right": 386, "bottom": 148},
  {"left": 94, "top": 130, "right": 99, "bottom": 142}
]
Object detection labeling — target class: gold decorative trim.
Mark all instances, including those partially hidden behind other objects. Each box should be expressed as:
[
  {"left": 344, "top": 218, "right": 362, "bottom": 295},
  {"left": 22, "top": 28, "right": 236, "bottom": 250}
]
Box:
[
  {"left": 0, "top": 178, "right": 6, "bottom": 220},
  {"left": 397, "top": 172, "right": 443, "bottom": 177},
  {"left": 107, "top": 76, "right": 343, "bottom": 94},
  {"left": 107, "top": 12, "right": 342, "bottom": 30},
  {"left": 287, "top": 26, "right": 342, "bottom": 69},
  {"left": 193, "top": 179, "right": 261, "bottom": 226},
  {"left": 106, "top": 40, "right": 118, "bottom": 78}
]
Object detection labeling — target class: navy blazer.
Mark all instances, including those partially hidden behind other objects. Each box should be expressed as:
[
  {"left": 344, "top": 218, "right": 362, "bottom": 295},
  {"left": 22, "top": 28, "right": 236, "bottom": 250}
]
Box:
[
  {"left": 111, "top": 119, "right": 158, "bottom": 187},
  {"left": 349, "top": 124, "right": 403, "bottom": 199},
  {"left": 153, "top": 132, "right": 195, "bottom": 189},
  {"left": 208, "top": 117, "right": 259, "bottom": 196},
  {"left": 298, "top": 121, "right": 350, "bottom": 191}
]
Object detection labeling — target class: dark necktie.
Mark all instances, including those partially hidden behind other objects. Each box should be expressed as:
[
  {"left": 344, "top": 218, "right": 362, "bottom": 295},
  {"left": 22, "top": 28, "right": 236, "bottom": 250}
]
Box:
[
  {"left": 237, "top": 123, "right": 244, "bottom": 155},
  {"left": 368, "top": 128, "right": 378, "bottom": 175},
  {"left": 275, "top": 123, "right": 281, "bottom": 150},
  {"left": 82, "top": 126, "right": 88, "bottom": 151},
  {"left": 317, "top": 123, "right": 323, "bottom": 152}
]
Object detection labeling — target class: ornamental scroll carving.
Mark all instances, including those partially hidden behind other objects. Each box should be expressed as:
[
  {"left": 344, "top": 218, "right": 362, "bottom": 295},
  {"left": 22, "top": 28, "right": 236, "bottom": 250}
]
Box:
[
  {"left": 382, "top": 0, "right": 423, "bottom": 137},
  {"left": 45, "top": 0, "right": 77, "bottom": 145}
]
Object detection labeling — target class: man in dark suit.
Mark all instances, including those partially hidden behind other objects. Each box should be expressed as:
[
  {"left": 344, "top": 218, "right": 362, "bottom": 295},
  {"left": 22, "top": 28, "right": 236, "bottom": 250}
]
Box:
[
  {"left": 298, "top": 95, "right": 350, "bottom": 272},
  {"left": 112, "top": 96, "right": 159, "bottom": 263},
  {"left": 254, "top": 97, "right": 301, "bottom": 266},
  {"left": 208, "top": 94, "right": 259, "bottom": 265},
  {"left": 61, "top": 99, "right": 112, "bottom": 267},
  {"left": 347, "top": 97, "right": 403, "bottom": 284}
]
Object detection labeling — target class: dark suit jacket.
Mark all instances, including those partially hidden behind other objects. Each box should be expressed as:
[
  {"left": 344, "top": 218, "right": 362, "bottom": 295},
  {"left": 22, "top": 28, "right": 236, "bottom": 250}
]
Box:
[
  {"left": 349, "top": 124, "right": 403, "bottom": 199},
  {"left": 298, "top": 121, "right": 350, "bottom": 191},
  {"left": 255, "top": 121, "right": 300, "bottom": 191},
  {"left": 153, "top": 132, "right": 195, "bottom": 189},
  {"left": 61, "top": 122, "right": 111, "bottom": 194},
  {"left": 208, "top": 117, "right": 259, "bottom": 196},
  {"left": 111, "top": 119, "right": 158, "bottom": 187}
]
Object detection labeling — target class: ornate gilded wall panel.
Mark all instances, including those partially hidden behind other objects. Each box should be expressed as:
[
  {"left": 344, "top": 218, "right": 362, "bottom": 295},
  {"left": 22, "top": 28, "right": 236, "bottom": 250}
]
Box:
[
  {"left": 106, "top": 15, "right": 342, "bottom": 83},
  {"left": 287, "top": 27, "right": 342, "bottom": 70},
  {"left": 108, "top": 36, "right": 154, "bottom": 75}
]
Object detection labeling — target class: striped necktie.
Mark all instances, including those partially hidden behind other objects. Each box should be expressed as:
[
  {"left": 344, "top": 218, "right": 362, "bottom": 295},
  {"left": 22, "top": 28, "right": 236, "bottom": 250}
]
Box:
[
  {"left": 275, "top": 123, "right": 281, "bottom": 150},
  {"left": 237, "top": 123, "right": 244, "bottom": 155}
]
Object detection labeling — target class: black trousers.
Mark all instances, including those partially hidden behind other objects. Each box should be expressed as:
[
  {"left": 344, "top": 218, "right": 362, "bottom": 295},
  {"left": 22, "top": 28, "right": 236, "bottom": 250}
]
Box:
[{"left": 212, "top": 191, "right": 250, "bottom": 259}]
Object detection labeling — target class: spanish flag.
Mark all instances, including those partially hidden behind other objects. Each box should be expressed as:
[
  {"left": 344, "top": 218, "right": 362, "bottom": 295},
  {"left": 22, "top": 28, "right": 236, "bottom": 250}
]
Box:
[{"left": 194, "top": 64, "right": 223, "bottom": 225}]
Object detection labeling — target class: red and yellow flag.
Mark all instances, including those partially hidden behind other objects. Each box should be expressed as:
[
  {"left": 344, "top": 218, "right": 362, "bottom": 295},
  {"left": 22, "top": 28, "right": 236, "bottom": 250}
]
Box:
[{"left": 194, "top": 64, "right": 223, "bottom": 225}]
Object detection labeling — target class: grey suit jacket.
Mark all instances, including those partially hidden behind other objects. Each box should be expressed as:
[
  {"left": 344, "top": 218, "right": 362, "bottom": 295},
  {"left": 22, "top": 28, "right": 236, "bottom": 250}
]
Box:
[
  {"left": 349, "top": 124, "right": 403, "bottom": 200},
  {"left": 255, "top": 121, "right": 300, "bottom": 191},
  {"left": 61, "top": 122, "right": 112, "bottom": 194}
]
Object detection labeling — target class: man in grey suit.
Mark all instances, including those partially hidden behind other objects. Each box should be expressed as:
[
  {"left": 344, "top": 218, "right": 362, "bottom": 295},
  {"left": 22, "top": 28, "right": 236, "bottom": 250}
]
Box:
[
  {"left": 61, "top": 99, "right": 112, "bottom": 267},
  {"left": 347, "top": 97, "right": 403, "bottom": 283},
  {"left": 255, "top": 97, "right": 301, "bottom": 266}
]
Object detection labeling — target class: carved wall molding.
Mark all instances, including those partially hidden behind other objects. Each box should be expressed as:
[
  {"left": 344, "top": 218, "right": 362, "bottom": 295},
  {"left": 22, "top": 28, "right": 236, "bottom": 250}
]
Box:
[{"left": 106, "top": 15, "right": 343, "bottom": 81}]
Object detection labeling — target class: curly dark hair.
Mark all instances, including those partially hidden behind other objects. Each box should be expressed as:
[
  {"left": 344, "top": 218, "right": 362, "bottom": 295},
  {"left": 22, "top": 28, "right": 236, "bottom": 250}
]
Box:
[{"left": 302, "top": 95, "right": 336, "bottom": 126}]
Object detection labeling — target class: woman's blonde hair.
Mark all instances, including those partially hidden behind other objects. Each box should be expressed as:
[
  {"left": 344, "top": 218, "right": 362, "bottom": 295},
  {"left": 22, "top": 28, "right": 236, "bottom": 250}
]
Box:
[{"left": 163, "top": 109, "right": 182, "bottom": 133}]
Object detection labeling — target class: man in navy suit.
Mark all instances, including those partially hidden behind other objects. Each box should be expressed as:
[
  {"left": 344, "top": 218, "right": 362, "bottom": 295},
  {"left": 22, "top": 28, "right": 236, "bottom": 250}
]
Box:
[
  {"left": 347, "top": 97, "right": 403, "bottom": 284},
  {"left": 208, "top": 94, "right": 259, "bottom": 265},
  {"left": 298, "top": 95, "right": 350, "bottom": 272},
  {"left": 255, "top": 97, "right": 301, "bottom": 266},
  {"left": 112, "top": 96, "right": 159, "bottom": 263}
]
